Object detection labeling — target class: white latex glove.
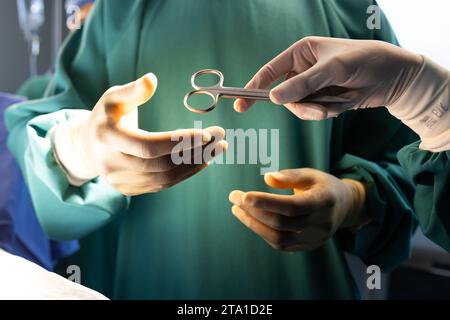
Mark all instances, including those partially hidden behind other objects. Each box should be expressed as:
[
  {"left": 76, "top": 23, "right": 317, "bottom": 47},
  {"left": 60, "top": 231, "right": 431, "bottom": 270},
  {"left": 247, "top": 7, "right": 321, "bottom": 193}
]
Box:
[
  {"left": 229, "top": 168, "right": 368, "bottom": 252},
  {"left": 50, "top": 73, "right": 227, "bottom": 195},
  {"left": 0, "top": 249, "right": 107, "bottom": 300},
  {"left": 235, "top": 37, "right": 450, "bottom": 152}
]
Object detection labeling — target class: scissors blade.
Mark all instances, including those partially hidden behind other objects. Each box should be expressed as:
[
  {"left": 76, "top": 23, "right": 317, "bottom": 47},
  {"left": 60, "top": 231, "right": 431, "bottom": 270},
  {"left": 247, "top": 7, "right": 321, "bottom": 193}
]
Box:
[
  {"left": 215, "top": 87, "right": 350, "bottom": 104},
  {"left": 208, "top": 87, "right": 271, "bottom": 100}
]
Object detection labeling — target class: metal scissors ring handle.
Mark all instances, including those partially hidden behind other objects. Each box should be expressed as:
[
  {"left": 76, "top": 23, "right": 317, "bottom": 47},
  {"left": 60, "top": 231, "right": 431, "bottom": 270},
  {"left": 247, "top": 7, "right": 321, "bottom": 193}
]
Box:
[
  {"left": 184, "top": 69, "right": 224, "bottom": 114},
  {"left": 191, "top": 69, "right": 224, "bottom": 90}
]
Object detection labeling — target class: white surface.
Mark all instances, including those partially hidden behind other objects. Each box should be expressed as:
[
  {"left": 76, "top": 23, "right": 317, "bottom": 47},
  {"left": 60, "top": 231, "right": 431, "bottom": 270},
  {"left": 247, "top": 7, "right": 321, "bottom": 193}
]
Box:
[
  {"left": 378, "top": 0, "right": 450, "bottom": 69},
  {"left": 0, "top": 249, "right": 108, "bottom": 300}
]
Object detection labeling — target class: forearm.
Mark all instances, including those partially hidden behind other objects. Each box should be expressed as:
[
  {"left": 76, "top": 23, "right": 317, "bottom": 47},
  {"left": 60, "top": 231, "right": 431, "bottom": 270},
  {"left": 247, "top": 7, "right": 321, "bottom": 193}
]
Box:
[
  {"left": 389, "top": 56, "right": 450, "bottom": 152},
  {"left": 6, "top": 108, "right": 129, "bottom": 240}
]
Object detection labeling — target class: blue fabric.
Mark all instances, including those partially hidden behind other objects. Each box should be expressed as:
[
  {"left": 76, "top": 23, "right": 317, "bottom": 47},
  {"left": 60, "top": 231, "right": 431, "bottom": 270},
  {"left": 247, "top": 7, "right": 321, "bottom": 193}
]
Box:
[{"left": 0, "top": 93, "right": 78, "bottom": 270}]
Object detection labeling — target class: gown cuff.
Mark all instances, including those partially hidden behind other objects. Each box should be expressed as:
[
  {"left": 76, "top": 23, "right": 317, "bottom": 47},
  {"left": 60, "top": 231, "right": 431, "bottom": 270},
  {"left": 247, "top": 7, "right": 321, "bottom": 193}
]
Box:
[
  {"left": 398, "top": 141, "right": 450, "bottom": 181},
  {"left": 21, "top": 109, "right": 130, "bottom": 240}
]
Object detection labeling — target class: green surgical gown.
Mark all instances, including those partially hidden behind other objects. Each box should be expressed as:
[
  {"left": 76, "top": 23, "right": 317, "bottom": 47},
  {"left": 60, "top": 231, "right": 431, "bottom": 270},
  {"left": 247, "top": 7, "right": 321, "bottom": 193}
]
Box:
[
  {"left": 5, "top": 0, "right": 417, "bottom": 299},
  {"left": 398, "top": 143, "right": 450, "bottom": 252},
  {"left": 16, "top": 74, "right": 52, "bottom": 100}
]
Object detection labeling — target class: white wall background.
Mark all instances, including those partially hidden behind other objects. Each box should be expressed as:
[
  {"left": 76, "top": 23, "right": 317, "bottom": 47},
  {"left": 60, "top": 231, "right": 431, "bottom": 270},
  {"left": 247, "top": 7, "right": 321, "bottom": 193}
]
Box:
[{"left": 378, "top": 0, "right": 450, "bottom": 69}]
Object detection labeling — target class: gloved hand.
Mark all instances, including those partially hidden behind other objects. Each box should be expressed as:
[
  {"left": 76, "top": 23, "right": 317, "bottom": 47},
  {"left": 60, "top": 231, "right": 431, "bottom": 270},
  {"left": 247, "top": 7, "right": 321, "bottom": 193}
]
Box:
[
  {"left": 235, "top": 36, "right": 424, "bottom": 118},
  {"left": 229, "top": 168, "right": 368, "bottom": 251},
  {"left": 235, "top": 37, "right": 450, "bottom": 152},
  {"left": 50, "top": 73, "right": 227, "bottom": 196}
]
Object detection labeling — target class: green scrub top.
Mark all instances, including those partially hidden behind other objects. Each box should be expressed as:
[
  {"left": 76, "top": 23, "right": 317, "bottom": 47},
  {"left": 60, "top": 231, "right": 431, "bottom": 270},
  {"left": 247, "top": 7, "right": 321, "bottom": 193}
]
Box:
[
  {"left": 16, "top": 75, "right": 52, "bottom": 101},
  {"left": 398, "top": 143, "right": 450, "bottom": 252},
  {"left": 5, "top": 0, "right": 417, "bottom": 299}
]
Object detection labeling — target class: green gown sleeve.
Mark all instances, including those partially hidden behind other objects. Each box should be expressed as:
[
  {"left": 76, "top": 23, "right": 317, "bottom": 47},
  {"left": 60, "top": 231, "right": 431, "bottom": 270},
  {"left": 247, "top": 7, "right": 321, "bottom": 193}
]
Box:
[
  {"left": 331, "top": 3, "right": 418, "bottom": 272},
  {"left": 333, "top": 110, "right": 418, "bottom": 273},
  {"left": 16, "top": 74, "right": 52, "bottom": 101},
  {"left": 4, "top": 2, "right": 130, "bottom": 241},
  {"left": 397, "top": 142, "right": 450, "bottom": 252}
]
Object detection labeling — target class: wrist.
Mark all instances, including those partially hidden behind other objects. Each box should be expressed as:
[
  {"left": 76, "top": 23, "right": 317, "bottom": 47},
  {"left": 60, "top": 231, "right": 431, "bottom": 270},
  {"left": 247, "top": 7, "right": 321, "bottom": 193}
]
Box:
[
  {"left": 340, "top": 179, "right": 370, "bottom": 231},
  {"left": 49, "top": 115, "right": 98, "bottom": 186},
  {"left": 388, "top": 55, "right": 450, "bottom": 152}
]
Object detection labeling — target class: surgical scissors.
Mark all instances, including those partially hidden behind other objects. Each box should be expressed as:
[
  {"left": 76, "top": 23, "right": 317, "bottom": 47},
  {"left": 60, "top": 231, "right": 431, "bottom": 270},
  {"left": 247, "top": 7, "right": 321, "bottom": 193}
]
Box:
[
  {"left": 184, "top": 69, "right": 270, "bottom": 114},
  {"left": 183, "top": 68, "right": 340, "bottom": 114}
]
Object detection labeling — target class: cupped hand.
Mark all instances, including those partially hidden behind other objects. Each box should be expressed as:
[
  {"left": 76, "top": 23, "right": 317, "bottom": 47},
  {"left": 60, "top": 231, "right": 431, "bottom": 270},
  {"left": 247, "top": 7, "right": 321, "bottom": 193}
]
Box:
[{"left": 229, "top": 168, "right": 367, "bottom": 251}]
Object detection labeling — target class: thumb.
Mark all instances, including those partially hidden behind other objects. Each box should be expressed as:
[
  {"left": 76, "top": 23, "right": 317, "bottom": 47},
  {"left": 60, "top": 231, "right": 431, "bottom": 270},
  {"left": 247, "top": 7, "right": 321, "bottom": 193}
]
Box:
[
  {"left": 102, "top": 73, "right": 158, "bottom": 121},
  {"left": 264, "top": 169, "right": 318, "bottom": 190}
]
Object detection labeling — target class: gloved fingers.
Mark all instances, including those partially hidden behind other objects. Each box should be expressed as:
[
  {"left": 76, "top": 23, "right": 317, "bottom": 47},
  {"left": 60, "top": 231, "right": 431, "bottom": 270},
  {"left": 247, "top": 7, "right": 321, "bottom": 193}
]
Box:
[
  {"left": 234, "top": 59, "right": 291, "bottom": 112},
  {"left": 229, "top": 190, "right": 245, "bottom": 204},
  {"left": 229, "top": 189, "right": 316, "bottom": 217},
  {"left": 111, "top": 173, "right": 210, "bottom": 196},
  {"left": 114, "top": 139, "right": 226, "bottom": 186},
  {"left": 269, "top": 63, "right": 335, "bottom": 105},
  {"left": 280, "top": 86, "right": 354, "bottom": 119},
  {"left": 101, "top": 125, "right": 224, "bottom": 159},
  {"left": 171, "top": 126, "right": 226, "bottom": 157},
  {"left": 284, "top": 71, "right": 298, "bottom": 81},
  {"left": 230, "top": 189, "right": 340, "bottom": 234},
  {"left": 174, "top": 139, "right": 228, "bottom": 166},
  {"left": 112, "top": 152, "right": 178, "bottom": 173},
  {"left": 115, "top": 139, "right": 227, "bottom": 173},
  {"left": 264, "top": 169, "right": 320, "bottom": 190},
  {"left": 113, "top": 167, "right": 209, "bottom": 196},
  {"left": 232, "top": 198, "right": 309, "bottom": 232},
  {"left": 283, "top": 102, "right": 329, "bottom": 120},
  {"left": 106, "top": 163, "right": 208, "bottom": 194},
  {"left": 236, "top": 190, "right": 318, "bottom": 217},
  {"left": 159, "top": 165, "right": 208, "bottom": 189},
  {"left": 200, "top": 139, "right": 228, "bottom": 163},
  {"left": 322, "top": 102, "right": 358, "bottom": 118},
  {"left": 149, "top": 163, "right": 209, "bottom": 186},
  {"left": 234, "top": 38, "right": 318, "bottom": 113},
  {"left": 283, "top": 102, "right": 351, "bottom": 120},
  {"left": 233, "top": 63, "right": 280, "bottom": 112},
  {"left": 231, "top": 205, "right": 312, "bottom": 251},
  {"left": 101, "top": 73, "right": 158, "bottom": 120},
  {"left": 104, "top": 126, "right": 210, "bottom": 159}
]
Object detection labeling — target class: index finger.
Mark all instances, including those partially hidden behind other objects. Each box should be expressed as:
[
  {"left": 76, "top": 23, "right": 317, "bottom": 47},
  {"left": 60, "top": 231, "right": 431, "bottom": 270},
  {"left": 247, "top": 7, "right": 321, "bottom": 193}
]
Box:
[
  {"left": 234, "top": 38, "right": 317, "bottom": 112},
  {"left": 104, "top": 125, "right": 225, "bottom": 159},
  {"left": 240, "top": 190, "right": 321, "bottom": 217}
]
